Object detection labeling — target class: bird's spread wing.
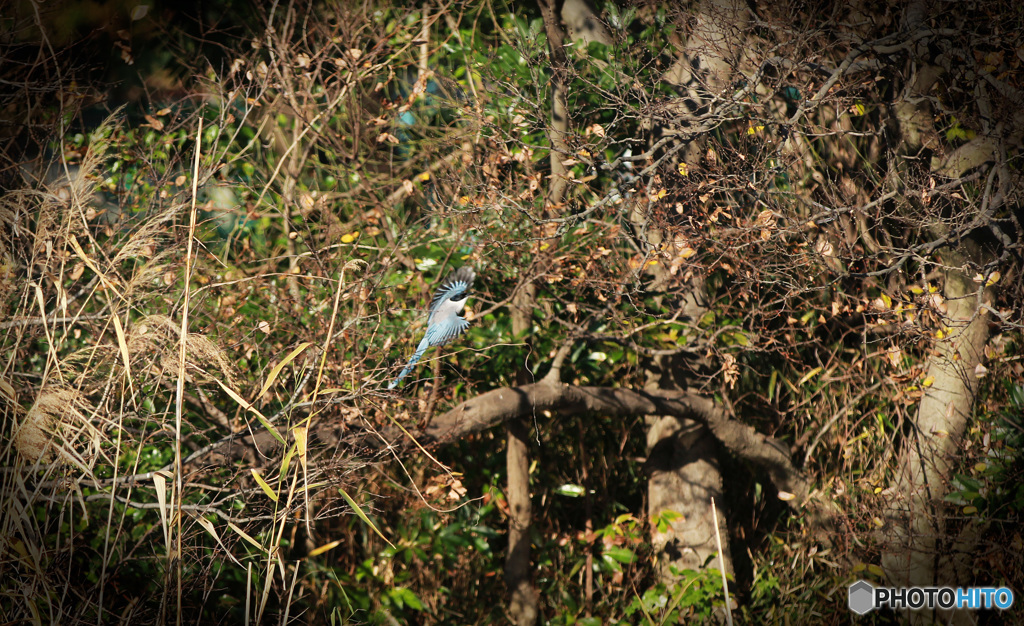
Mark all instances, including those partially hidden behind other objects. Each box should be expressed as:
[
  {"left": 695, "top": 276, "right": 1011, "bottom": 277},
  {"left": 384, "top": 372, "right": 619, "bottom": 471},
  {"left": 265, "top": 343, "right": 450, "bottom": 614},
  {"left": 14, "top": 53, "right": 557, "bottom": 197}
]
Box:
[
  {"left": 429, "top": 266, "right": 475, "bottom": 316},
  {"left": 425, "top": 314, "right": 470, "bottom": 347},
  {"left": 426, "top": 266, "right": 475, "bottom": 346}
]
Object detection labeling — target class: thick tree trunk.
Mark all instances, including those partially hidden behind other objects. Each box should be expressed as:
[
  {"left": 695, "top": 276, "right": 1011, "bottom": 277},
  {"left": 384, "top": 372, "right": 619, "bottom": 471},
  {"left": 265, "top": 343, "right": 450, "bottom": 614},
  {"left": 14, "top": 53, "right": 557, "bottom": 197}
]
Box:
[
  {"left": 879, "top": 6, "right": 1005, "bottom": 621},
  {"left": 881, "top": 254, "right": 994, "bottom": 624},
  {"left": 640, "top": 0, "right": 748, "bottom": 602},
  {"left": 505, "top": 416, "right": 538, "bottom": 625},
  {"left": 502, "top": 2, "right": 574, "bottom": 622},
  {"left": 506, "top": 273, "right": 539, "bottom": 626},
  {"left": 646, "top": 415, "right": 729, "bottom": 578}
]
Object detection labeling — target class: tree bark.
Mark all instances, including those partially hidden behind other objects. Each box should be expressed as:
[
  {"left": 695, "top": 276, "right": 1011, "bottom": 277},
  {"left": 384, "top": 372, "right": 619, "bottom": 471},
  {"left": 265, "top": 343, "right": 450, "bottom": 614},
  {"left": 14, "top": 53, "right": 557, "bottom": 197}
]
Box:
[
  {"left": 505, "top": 416, "right": 537, "bottom": 626},
  {"left": 881, "top": 253, "right": 995, "bottom": 624},
  {"left": 639, "top": 0, "right": 749, "bottom": 598},
  {"left": 560, "top": 0, "right": 611, "bottom": 48},
  {"left": 880, "top": 7, "right": 1004, "bottom": 616},
  {"left": 501, "top": 2, "right": 575, "bottom": 621},
  {"left": 647, "top": 415, "right": 728, "bottom": 578}
]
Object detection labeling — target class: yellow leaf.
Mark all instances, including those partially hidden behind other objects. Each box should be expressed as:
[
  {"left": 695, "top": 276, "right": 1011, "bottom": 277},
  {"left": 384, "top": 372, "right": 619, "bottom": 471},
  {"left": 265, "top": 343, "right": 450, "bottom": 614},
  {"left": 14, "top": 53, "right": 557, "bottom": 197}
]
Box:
[
  {"left": 798, "top": 366, "right": 822, "bottom": 386},
  {"left": 0, "top": 379, "right": 14, "bottom": 402},
  {"left": 747, "top": 125, "right": 764, "bottom": 135},
  {"left": 280, "top": 443, "right": 296, "bottom": 479},
  {"left": 677, "top": 162, "right": 689, "bottom": 176},
  {"left": 308, "top": 539, "right": 343, "bottom": 557},
  {"left": 922, "top": 376, "right": 934, "bottom": 387},
  {"left": 227, "top": 522, "right": 263, "bottom": 549},
  {"left": 415, "top": 172, "right": 430, "bottom": 182},
  {"left": 294, "top": 426, "right": 308, "bottom": 473},
  {"left": 340, "top": 231, "right": 359, "bottom": 244},
  {"left": 867, "top": 564, "right": 885, "bottom": 577},
  {"left": 935, "top": 329, "right": 945, "bottom": 339},
  {"left": 679, "top": 247, "right": 697, "bottom": 259},
  {"left": 250, "top": 468, "right": 279, "bottom": 502},
  {"left": 986, "top": 271, "right": 1001, "bottom": 286},
  {"left": 110, "top": 314, "right": 135, "bottom": 397},
  {"left": 963, "top": 506, "right": 977, "bottom": 515}
]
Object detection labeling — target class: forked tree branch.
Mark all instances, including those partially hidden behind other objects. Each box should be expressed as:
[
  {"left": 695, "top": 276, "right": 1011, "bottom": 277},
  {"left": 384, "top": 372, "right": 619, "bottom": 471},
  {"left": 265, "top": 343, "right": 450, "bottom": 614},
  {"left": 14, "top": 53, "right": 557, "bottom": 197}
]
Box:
[{"left": 422, "top": 381, "right": 818, "bottom": 512}]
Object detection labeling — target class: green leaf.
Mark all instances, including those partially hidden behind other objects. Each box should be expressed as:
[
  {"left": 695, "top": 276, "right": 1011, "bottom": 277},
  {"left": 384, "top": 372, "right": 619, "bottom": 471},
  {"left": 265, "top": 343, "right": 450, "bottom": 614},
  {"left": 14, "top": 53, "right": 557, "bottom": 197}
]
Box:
[
  {"left": 339, "top": 487, "right": 394, "bottom": 548},
  {"left": 215, "top": 379, "right": 286, "bottom": 446},
  {"left": 654, "top": 509, "right": 684, "bottom": 533},
  {"left": 604, "top": 546, "right": 636, "bottom": 564},
  {"left": 392, "top": 587, "right": 423, "bottom": 611},
  {"left": 555, "top": 483, "right": 586, "bottom": 497},
  {"left": 258, "top": 342, "right": 311, "bottom": 400}
]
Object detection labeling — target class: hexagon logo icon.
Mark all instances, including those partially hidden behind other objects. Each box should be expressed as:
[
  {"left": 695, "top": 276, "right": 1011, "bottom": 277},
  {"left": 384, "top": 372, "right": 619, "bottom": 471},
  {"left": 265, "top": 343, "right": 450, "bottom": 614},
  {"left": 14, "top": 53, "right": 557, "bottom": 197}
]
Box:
[{"left": 849, "top": 580, "right": 875, "bottom": 615}]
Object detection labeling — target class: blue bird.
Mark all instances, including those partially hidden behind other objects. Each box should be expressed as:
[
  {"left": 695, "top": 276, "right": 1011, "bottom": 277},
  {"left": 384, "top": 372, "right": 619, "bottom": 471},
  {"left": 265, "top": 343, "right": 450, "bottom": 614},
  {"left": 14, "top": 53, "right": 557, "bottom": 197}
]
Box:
[{"left": 388, "top": 266, "right": 476, "bottom": 389}]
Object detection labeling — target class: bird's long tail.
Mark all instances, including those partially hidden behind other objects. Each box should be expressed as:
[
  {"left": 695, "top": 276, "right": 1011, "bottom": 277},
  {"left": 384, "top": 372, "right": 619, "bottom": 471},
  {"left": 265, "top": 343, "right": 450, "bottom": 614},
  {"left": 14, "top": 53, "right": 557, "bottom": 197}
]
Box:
[{"left": 388, "top": 335, "right": 431, "bottom": 389}]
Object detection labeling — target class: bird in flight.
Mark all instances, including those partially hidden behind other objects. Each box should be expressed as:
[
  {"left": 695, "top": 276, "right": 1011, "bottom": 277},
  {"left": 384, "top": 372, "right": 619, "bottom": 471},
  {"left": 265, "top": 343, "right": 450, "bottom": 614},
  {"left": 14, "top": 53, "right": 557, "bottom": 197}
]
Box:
[{"left": 388, "top": 266, "right": 475, "bottom": 389}]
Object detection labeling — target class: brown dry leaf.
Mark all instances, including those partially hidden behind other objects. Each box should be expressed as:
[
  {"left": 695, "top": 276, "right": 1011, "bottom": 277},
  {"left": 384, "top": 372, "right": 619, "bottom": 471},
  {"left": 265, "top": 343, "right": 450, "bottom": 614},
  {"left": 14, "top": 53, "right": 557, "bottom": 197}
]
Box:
[
  {"left": 143, "top": 115, "right": 164, "bottom": 132},
  {"left": 885, "top": 345, "right": 901, "bottom": 367},
  {"left": 722, "top": 353, "right": 739, "bottom": 389},
  {"left": 754, "top": 209, "right": 775, "bottom": 227}
]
